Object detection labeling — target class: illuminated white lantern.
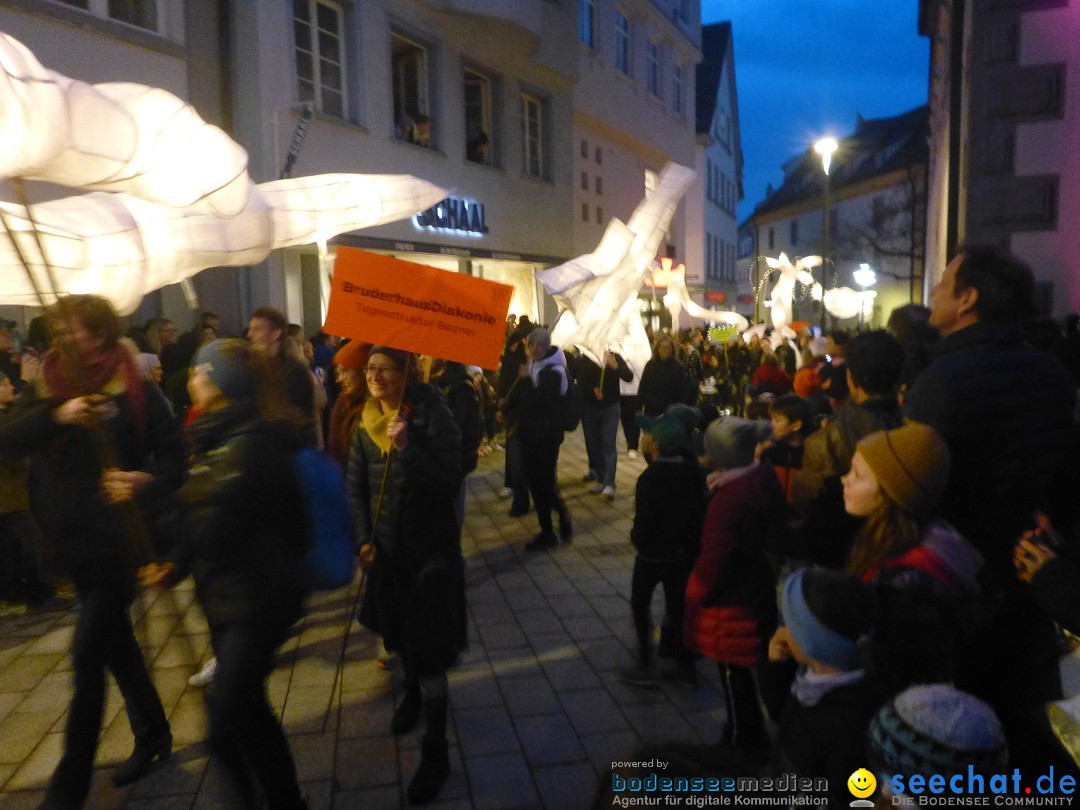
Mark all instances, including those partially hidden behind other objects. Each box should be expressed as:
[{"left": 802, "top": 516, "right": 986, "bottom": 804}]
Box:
[
  {"left": 0, "top": 32, "right": 448, "bottom": 314},
  {"left": 538, "top": 163, "right": 696, "bottom": 379},
  {"left": 762, "top": 252, "right": 822, "bottom": 330},
  {"left": 660, "top": 258, "right": 748, "bottom": 331}
]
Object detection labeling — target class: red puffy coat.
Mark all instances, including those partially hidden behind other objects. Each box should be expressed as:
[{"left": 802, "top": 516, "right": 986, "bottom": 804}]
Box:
[{"left": 684, "top": 463, "right": 785, "bottom": 668}]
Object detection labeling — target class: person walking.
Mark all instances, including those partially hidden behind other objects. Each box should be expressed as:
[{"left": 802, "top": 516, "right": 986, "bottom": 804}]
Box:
[
  {"left": 348, "top": 346, "right": 466, "bottom": 804},
  {"left": 143, "top": 338, "right": 311, "bottom": 809},
  {"left": 504, "top": 329, "right": 574, "bottom": 551},
  {"left": 0, "top": 295, "right": 183, "bottom": 809}
]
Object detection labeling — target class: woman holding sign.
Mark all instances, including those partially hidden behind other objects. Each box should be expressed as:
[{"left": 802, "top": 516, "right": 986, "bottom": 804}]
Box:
[{"left": 347, "top": 346, "right": 465, "bottom": 805}]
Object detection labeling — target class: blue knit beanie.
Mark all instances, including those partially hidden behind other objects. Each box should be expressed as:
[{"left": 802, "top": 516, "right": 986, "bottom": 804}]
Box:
[
  {"left": 193, "top": 340, "right": 259, "bottom": 402},
  {"left": 780, "top": 567, "right": 874, "bottom": 671},
  {"left": 868, "top": 684, "right": 1007, "bottom": 779}
]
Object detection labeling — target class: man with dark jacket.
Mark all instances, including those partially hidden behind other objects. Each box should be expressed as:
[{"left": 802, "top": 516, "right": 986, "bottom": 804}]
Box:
[
  {"left": 904, "top": 245, "right": 1076, "bottom": 771},
  {"left": 433, "top": 359, "right": 482, "bottom": 527},
  {"left": 574, "top": 349, "right": 633, "bottom": 499},
  {"left": 505, "top": 328, "right": 573, "bottom": 550}
]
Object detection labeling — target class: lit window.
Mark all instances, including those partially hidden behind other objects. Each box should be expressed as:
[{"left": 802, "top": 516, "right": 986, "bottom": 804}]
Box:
[
  {"left": 646, "top": 39, "right": 660, "bottom": 97},
  {"left": 522, "top": 93, "right": 544, "bottom": 179},
  {"left": 578, "top": 0, "right": 595, "bottom": 48},
  {"left": 464, "top": 68, "right": 494, "bottom": 165},
  {"left": 392, "top": 33, "right": 430, "bottom": 144},
  {"left": 615, "top": 10, "right": 630, "bottom": 75}
]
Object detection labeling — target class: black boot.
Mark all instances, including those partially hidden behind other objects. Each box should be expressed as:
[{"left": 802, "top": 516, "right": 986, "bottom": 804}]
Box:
[
  {"left": 112, "top": 732, "right": 172, "bottom": 786},
  {"left": 407, "top": 735, "right": 450, "bottom": 805},
  {"left": 391, "top": 683, "right": 423, "bottom": 735},
  {"left": 558, "top": 510, "right": 573, "bottom": 542}
]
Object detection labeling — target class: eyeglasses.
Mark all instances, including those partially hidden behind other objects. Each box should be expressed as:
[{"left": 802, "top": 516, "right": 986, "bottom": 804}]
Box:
[{"left": 365, "top": 365, "right": 401, "bottom": 376}]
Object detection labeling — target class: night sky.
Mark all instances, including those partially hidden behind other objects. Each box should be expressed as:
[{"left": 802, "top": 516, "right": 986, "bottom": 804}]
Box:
[{"left": 701, "top": 1, "right": 930, "bottom": 222}]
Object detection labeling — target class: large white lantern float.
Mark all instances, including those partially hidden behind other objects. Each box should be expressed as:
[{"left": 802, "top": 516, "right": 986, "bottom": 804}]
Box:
[{"left": 0, "top": 32, "right": 448, "bottom": 314}]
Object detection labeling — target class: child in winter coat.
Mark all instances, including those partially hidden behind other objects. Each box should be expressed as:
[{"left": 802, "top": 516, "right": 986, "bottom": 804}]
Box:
[
  {"left": 842, "top": 422, "right": 985, "bottom": 695},
  {"left": 768, "top": 567, "right": 882, "bottom": 809},
  {"left": 842, "top": 423, "right": 982, "bottom": 594},
  {"left": 684, "top": 416, "right": 780, "bottom": 750},
  {"left": 756, "top": 394, "right": 814, "bottom": 503},
  {"left": 620, "top": 413, "right": 705, "bottom": 688}
]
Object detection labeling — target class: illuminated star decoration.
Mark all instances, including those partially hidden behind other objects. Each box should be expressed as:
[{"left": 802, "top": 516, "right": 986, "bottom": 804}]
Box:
[
  {"left": 0, "top": 32, "right": 447, "bottom": 314},
  {"left": 537, "top": 163, "right": 698, "bottom": 378}
]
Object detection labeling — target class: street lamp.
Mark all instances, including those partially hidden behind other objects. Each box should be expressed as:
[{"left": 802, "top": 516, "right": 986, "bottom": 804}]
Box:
[{"left": 814, "top": 137, "right": 838, "bottom": 330}]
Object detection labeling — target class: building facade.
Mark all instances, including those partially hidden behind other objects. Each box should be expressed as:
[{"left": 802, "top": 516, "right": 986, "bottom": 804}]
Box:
[
  {"left": 570, "top": 0, "right": 701, "bottom": 332},
  {"left": 0, "top": 0, "right": 715, "bottom": 339},
  {"left": 919, "top": 0, "right": 1078, "bottom": 315},
  {"left": 686, "top": 21, "right": 746, "bottom": 321},
  {"left": 747, "top": 107, "right": 928, "bottom": 328}
]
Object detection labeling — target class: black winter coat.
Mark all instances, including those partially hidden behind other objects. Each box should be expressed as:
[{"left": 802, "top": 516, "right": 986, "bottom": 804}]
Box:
[
  {"left": 505, "top": 347, "right": 567, "bottom": 446},
  {"left": 437, "top": 362, "right": 481, "bottom": 474},
  {"left": 903, "top": 321, "right": 1075, "bottom": 582},
  {"left": 638, "top": 357, "right": 692, "bottom": 417},
  {"left": 348, "top": 383, "right": 466, "bottom": 675},
  {"left": 573, "top": 352, "right": 633, "bottom": 406},
  {"left": 630, "top": 457, "right": 704, "bottom": 560},
  {"left": 177, "top": 402, "right": 310, "bottom": 628},
  {"left": 0, "top": 378, "right": 184, "bottom": 583}
]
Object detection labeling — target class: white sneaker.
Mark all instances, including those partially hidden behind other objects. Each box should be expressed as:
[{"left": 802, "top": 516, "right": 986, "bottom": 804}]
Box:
[
  {"left": 188, "top": 657, "right": 218, "bottom": 687},
  {"left": 627, "top": 450, "right": 638, "bottom": 459},
  {"left": 499, "top": 487, "right": 513, "bottom": 499},
  {"left": 602, "top": 485, "right": 616, "bottom": 500}
]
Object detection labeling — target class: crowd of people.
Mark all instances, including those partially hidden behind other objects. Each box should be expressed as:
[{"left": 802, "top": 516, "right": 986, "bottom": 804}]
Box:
[{"left": 1, "top": 242, "right": 1080, "bottom": 807}]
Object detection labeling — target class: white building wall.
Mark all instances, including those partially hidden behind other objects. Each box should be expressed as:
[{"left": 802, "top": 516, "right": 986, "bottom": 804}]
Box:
[
  {"left": 1010, "top": 3, "right": 1080, "bottom": 315},
  {"left": 229, "top": 0, "right": 577, "bottom": 332},
  {"left": 571, "top": 0, "right": 699, "bottom": 264}
]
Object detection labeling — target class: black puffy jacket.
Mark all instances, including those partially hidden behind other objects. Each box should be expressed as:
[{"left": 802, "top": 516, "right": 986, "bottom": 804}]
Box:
[{"left": 177, "top": 402, "right": 310, "bottom": 627}]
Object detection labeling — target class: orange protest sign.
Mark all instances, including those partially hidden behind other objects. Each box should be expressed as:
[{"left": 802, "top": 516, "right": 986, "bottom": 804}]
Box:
[{"left": 323, "top": 247, "right": 513, "bottom": 370}]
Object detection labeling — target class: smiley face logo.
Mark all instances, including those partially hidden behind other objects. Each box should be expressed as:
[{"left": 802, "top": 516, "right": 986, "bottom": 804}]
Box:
[{"left": 847, "top": 768, "right": 877, "bottom": 799}]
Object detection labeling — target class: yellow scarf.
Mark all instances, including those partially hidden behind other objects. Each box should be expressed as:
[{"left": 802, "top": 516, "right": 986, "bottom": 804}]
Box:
[{"left": 361, "top": 397, "right": 396, "bottom": 456}]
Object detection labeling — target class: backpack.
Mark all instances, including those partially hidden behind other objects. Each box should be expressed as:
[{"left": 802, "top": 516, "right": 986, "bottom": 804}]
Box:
[
  {"left": 293, "top": 447, "right": 356, "bottom": 591},
  {"left": 561, "top": 374, "right": 583, "bottom": 432}
]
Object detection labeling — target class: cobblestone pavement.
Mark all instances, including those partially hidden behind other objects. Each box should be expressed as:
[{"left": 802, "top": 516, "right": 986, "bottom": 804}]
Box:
[{"left": 0, "top": 428, "right": 728, "bottom": 809}]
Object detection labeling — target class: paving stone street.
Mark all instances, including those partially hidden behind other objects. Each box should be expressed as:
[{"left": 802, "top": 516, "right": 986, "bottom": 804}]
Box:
[{"left": 0, "top": 429, "right": 731, "bottom": 809}]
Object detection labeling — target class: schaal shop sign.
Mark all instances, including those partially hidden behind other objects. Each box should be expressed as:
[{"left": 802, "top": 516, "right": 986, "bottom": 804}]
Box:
[{"left": 414, "top": 197, "right": 489, "bottom": 235}]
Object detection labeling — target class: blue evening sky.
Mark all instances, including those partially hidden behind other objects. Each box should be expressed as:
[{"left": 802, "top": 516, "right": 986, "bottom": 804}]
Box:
[{"left": 700, "top": 1, "right": 930, "bottom": 221}]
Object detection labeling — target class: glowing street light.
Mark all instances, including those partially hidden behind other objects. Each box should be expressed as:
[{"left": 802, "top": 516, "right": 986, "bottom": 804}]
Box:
[{"left": 814, "top": 137, "right": 839, "bottom": 176}]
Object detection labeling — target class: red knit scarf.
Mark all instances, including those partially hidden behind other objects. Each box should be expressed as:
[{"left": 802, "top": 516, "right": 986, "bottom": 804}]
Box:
[{"left": 42, "top": 344, "right": 146, "bottom": 433}]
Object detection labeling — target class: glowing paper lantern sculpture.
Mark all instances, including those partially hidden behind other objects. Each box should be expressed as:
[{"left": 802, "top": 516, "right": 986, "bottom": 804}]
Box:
[
  {"left": 762, "top": 253, "right": 822, "bottom": 331},
  {"left": 659, "top": 258, "right": 748, "bottom": 332},
  {"left": 537, "top": 163, "right": 696, "bottom": 379},
  {"left": 0, "top": 32, "right": 448, "bottom": 313}
]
